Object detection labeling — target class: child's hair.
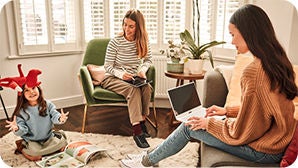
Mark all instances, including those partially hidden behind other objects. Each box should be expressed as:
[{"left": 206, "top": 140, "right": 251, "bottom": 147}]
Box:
[{"left": 12, "top": 85, "right": 47, "bottom": 120}]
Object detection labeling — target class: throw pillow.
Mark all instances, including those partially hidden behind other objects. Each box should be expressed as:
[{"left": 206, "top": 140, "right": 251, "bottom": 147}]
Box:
[
  {"left": 87, "top": 64, "right": 106, "bottom": 85},
  {"left": 280, "top": 124, "right": 298, "bottom": 167},
  {"left": 214, "top": 65, "right": 234, "bottom": 90},
  {"left": 294, "top": 65, "right": 298, "bottom": 118},
  {"left": 224, "top": 54, "right": 254, "bottom": 108}
]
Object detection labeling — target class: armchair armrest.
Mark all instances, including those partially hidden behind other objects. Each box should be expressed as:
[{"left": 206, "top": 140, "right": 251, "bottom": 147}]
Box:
[
  {"left": 146, "top": 66, "right": 156, "bottom": 101},
  {"left": 202, "top": 70, "right": 228, "bottom": 108},
  {"left": 79, "top": 66, "right": 95, "bottom": 105}
]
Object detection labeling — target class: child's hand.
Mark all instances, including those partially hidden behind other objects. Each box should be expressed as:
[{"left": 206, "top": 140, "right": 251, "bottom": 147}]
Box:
[
  {"left": 5, "top": 116, "right": 18, "bottom": 132},
  {"left": 59, "top": 109, "right": 69, "bottom": 123}
]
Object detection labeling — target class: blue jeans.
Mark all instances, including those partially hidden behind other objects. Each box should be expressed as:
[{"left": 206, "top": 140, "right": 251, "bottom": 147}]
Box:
[{"left": 147, "top": 124, "right": 283, "bottom": 165}]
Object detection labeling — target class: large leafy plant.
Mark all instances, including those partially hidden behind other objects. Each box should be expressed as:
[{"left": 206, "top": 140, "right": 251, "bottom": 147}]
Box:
[{"left": 179, "top": 29, "right": 226, "bottom": 68}]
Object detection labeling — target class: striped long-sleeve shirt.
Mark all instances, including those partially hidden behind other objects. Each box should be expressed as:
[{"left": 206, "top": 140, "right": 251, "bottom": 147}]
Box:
[{"left": 104, "top": 36, "right": 152, "bottom": 79}]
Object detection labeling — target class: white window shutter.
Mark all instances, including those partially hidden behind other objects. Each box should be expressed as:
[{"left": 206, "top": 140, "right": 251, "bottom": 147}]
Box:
[
  {"left": 84, "top": 0, "right": 105, "bottom": 41},
  {"left": 137, "top": 0, "right": 158, "bottom": 44},
  {"left": 163, "top": 0, "right": 185, "bottom": 44},
  {"left": 51, "top": 0, "right": 76, "bottom": 44},
  {"left": 18, "top": 0, "right": 48, "bottom": 46},
  {"left": 15, "top": 0, "right": 80, "bottom": 55},
  {"left": 109, "top": 0, "right": 130, "bottom": 37}
]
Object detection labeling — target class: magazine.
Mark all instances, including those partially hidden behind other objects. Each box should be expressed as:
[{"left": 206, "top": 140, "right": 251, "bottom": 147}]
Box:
[
  {"left": 36, "top": 141, "right": 106, "bottom": 168},
  {"left": 124, "top": 76, "right": 152, "bottom": 87}
]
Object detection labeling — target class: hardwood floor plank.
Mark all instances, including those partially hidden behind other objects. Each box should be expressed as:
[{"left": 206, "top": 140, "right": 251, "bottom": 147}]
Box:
[{"left": 0, "top": 104, "right": 176, "bottom": 138}]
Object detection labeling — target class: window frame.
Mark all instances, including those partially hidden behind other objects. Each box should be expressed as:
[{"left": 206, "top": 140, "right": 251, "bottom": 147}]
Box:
[
  {"left": 10, "top": 0, "right": 251, "bottom": 60},
  {"left": 13, "top": 0, "right": 83, "bottom": 57}
]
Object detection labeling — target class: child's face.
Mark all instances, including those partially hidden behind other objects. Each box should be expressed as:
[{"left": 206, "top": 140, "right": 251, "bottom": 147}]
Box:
[{"left": 23, "top": 85, "right": 40, "bottom": 105}]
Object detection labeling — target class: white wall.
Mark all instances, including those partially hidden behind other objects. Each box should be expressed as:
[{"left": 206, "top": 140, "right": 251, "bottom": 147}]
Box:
[
  {"left": 255, "top": 0, "right": 298, "bottom": 64},
  {"left": 0, "top": 0, "right": 298, "bottom": 119}
]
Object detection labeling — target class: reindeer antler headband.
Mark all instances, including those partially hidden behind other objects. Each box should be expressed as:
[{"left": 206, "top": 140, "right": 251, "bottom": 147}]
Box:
[{"left": 0, "top": 64, "right": 42, "bottom": 95}]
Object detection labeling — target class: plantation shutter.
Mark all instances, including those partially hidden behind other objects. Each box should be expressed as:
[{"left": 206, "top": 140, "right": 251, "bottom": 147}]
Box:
[
  {"left": 163, "top": 0, "right": 186, "bottom": 44},
  {"left": 136, "top": 0, "right": 158, "bottom": 44},
  {"left": 215, "top": 0, "right": 242, "bottom": 49},
  {"left": 51, "top": 0, "right": 77, "bottom": 50},
  {"left": 199, "top": 0, "right": 243, "bottom": 48},
  {"left": 109, "top": 0, "right": 130, "bottom": 37},
  {"left": 84, "top": 0, "right": 105, "bottom": 41},
  {"left": 15, "top": 0, "right": 79, "bottom": 55},
  {"left": 16, "top": 0, "right": 48, "bottom": 54}
]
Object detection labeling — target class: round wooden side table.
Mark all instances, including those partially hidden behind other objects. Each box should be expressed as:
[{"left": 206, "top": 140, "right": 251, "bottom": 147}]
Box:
[{"left": 164, "top": 71, "right": 206, "bottom": 87}]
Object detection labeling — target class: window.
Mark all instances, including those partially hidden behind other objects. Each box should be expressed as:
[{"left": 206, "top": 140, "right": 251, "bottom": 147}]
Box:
[
  {"left": 198, "top": 0, "right": 250, "bottom": 59},
  {"left": 14, "top": 0, "right": 81, "bottom": 56},
  {"left": 83, "top": 0, "right": 190, "bottom": 51},
  {"left": 13, "top": 0, "right": 249, "bottom": 58}
]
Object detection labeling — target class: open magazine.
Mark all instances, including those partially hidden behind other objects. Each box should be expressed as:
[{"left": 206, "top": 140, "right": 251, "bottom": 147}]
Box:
[{"left": 36, "top": 141, "right": 106, "bottom": 168}]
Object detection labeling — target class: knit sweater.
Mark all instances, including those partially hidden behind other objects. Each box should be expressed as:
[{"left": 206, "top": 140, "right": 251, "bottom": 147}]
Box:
[
  {"left": 207, "top": 58, "right": 297, "bottom": 154},
  {"left": 104, "top": 36, "right": 152, "bottom": 79},
  {"left": 14, "top": 100, "right": 62, "bottom": 142}
]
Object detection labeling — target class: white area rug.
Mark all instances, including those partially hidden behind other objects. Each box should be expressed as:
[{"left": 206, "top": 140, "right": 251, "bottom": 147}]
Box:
[{"left": 0, "top": 131, "right": 199, "bottom": 167}]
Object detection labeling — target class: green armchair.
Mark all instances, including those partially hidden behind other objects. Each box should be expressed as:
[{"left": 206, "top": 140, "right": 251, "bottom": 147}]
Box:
[{"left": 78, "top": 38, "right": 157, "bottom": 133}]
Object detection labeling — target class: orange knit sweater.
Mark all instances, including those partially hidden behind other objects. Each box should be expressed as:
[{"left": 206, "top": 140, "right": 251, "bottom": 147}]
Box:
[{"left": 207, "top": 58, "right": 297, "bottom": 154}]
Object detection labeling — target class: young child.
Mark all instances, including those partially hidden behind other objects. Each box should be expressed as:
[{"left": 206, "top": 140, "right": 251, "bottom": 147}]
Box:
[{"left": 1, "top": 64, "right": 69, "bottom": 161}]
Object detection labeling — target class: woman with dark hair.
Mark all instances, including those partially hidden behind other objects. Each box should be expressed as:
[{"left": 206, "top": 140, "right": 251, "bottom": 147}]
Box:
[
  {"left": 101, "top": 9, "right": 153, "bottom": 148},
  {"left": 120, "top": 4, "right": 297, "bottom": 167}
]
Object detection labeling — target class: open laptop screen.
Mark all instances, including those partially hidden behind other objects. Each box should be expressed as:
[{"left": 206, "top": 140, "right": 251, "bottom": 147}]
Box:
[{"left": 167, "top": 82, "right": 201, "bottom": 115}]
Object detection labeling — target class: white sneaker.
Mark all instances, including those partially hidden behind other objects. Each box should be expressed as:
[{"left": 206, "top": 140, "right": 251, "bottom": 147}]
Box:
[
  {"left": 126, "top": 151, "right": 147, "bottom": 160},
  {"left": 120, "top": 158, "right": 152, "bottom": 168}
]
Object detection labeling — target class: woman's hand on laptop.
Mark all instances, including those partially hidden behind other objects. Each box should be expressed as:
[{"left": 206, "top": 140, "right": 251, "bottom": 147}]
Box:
[
  {"left": 185, "top": 117, "right": 208, "bottom": 131},
  {"left": 205, "top": 105, "right": 227, "bottom": 117}
]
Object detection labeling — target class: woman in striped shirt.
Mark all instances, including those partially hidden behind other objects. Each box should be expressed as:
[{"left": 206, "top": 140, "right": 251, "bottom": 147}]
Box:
[{"left": 101, "top": 9, "right": 153, "bottom": 149}]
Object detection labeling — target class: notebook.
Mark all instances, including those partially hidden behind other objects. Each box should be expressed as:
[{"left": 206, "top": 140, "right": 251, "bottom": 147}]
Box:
[{"left": 167, "top": 82, "right": 206, "bottom": 122}]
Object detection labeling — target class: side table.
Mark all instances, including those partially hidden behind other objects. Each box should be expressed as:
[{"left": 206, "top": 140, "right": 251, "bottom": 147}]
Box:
[{"left": 164, "top": 71, "right": 206, "bottom": 125}]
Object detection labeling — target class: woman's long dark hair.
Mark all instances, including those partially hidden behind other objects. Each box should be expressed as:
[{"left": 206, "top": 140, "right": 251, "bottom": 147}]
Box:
[
  {"left": 12, "top": 85, "right": 47, "bottom": 120},
  {"left": 230, "top": 4, "right": 297, "bottom": 100}
]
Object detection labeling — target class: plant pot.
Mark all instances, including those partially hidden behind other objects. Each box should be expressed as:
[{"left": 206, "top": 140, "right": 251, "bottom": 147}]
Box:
[
  {"left": 167, "top": 61, "right": 184, "bottom": 73},
  {"left": 188, "top": 59, "right": 204, "bottom": 74},
  {"left": 171, "top": 57, "right": 181, "bottom": 63}
]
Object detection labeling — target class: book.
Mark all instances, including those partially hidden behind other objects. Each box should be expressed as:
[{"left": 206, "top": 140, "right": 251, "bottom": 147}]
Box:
[
  {"left": 124, "top": 76, "right": 152, "bottom": 87},
  {"left": 36, "top": 141, "right": 106, "bottom": 168}
]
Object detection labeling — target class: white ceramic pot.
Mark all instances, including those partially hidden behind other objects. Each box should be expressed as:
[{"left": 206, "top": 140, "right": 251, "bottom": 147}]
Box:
[{"left": 188, "top": 59, "right": 204, "bottom": 74}]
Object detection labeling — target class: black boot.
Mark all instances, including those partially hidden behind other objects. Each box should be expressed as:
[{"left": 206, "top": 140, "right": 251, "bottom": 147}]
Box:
[
  {"left": 140, "top": 121, "right": 150, "bottom": 138},
  {"left": 133, "top": 134, "right": 150, "bottom": 148},
  {"left": 133, "top": 124, "right": 150, "bottom": 148}
]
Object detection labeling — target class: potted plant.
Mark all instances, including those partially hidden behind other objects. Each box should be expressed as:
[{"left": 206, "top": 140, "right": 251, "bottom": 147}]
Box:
[
  {"left": 179, "top": 29, "right": 226, "bottom": 74},
  {"left": 160, "top": 40, "right": 187, "bottom": 73}
]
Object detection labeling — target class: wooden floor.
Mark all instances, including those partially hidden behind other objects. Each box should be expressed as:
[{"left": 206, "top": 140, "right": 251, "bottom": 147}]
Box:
[{"left": 0, "top": 104, "right": 177, "bottom": 139}]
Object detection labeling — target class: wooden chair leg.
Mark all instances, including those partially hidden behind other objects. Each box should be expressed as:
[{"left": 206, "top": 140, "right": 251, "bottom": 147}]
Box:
[
  {"left": 81, "top": 104, "right": 88, "bottom": 133},
  {"left": 146, "top": 101, "right": 158, "bottom": 130}
]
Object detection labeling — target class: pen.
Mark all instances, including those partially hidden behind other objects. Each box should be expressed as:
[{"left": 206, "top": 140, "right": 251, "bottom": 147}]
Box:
[{"left": 121, "top": 66, "right": 135, "bottom": 80}]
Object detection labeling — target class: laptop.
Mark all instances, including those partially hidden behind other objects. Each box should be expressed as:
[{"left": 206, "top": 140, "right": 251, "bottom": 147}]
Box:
[{"left": 167, "top": 82, "right": 206, "bottom": 122}]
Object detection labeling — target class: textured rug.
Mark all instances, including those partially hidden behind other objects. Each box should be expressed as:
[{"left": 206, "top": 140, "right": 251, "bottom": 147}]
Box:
[{"left": 0, "top": 131, "right": 199, "bottom": 167}]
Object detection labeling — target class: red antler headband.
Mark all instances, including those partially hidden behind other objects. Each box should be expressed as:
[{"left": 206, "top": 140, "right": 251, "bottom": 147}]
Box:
[{"left": 0, "top": 64, "right": 42, "bottom": 94}]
